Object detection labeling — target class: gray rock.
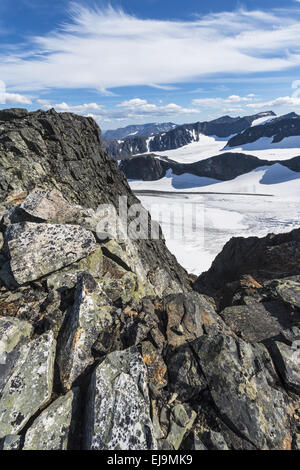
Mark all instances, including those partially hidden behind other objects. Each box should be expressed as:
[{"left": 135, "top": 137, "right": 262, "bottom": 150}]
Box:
[
  {"left": 275, "top": 279, "right": 300, "bottom": 310},
  {"left": 84, "top": 347, "right": 157, "bottom": 450},
  {"left": 5, "top": 222, "right": 96, "bottom": 284},
  {"left": 194, "top": 334, "right": 294, "bottom": 450},
  {"left": 164, "top": 293, "right": 225, "bottom": 349},
  {"left": 185, "top": 431, "right": 207, "bottom": 450},
  {"left": 220, "top": 301, "right": 297, "bottom": 343},
  {"left": 0, "top": 316, "right": 33, "bottom": 392},
  {"left": 57, "top": 273, "right": 113, "bottom": 390},
  {"left": 0, "top": 232, "right": 3, "bottom": 252},
  {"left": 0, "top": 434, "right": 22, "bottom": 450},
  {"left": 0, "top": 331, "right": 56, "bottom": 438},
  {"left": 199, "top": 430, "right": 229, "bottom": 450},
  {"left": 20, "top": 188, "right": 79, "bottom": 223},
  {"left": 166, "top": 404, "right": 197, "bottom": 450},
  {"left": 46, "top": 247, "right": 103, "bottom": 293},
  {"left": 23, "top": 388, "right": 79, "bottom": 450},
  {"left": 167, "top": 343, "right": 206, "bottom": 402},
  {"left": 269, "top": 341, "right": 300, "bottom": 395}
]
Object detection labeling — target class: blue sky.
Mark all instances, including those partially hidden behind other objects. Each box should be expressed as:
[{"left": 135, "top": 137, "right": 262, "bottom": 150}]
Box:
[{"left": 1, "top": 0, "right": 300, "bottom": 130}]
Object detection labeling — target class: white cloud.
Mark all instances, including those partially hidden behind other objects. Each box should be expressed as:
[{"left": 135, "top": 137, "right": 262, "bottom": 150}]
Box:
[
  {"left": 192, "top": 94, "right": 255, "bottom": 108},
  {"left": 38, "top": 97, "right": 200, "bottom": 120},
  {"left": 247, "top": 96, "right": 300, "bottom": 109},
  {"left": 4, "top": 93, "right": 32, "bottom": 104},
  {"left": 1, "top": 5, "right": 300, "bottom": 92}
]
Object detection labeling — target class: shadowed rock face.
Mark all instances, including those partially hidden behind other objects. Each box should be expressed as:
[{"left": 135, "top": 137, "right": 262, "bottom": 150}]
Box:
[{"left": 195, "top": 228, "right": 300, "bottom": 292}]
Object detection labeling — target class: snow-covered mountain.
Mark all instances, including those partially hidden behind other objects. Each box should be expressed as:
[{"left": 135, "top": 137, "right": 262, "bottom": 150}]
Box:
[
  {"left": 102, "top": 111, "right": 275, "bottom": 159},
  {"left": 103, "top": 122, "right": 177, "bottom": 140},
  {"left": 124, "top": 117, "right": 300, "bottom": 275},
  {"left": 227, "top": 112, "right": 300, "bottom": 148}
]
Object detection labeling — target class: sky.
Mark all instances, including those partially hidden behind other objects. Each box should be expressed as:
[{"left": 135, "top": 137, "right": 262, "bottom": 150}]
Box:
[{"left": 1, "top": 1, "right": 300, "bottom": 130}]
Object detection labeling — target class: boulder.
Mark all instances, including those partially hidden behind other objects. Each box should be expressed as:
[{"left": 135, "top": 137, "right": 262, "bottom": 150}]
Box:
[
  {"left": 5, "top": 222, "right": 96, "bottom": 284},
  {"left": 220, "top": 301, "right": 299, "bottom": 343},
  {"left": 275, "top": 278, "right": 300, "bottom": 310},
  {"left": 19, "top": 188, "right": 79, "bottom": 223},
  {"left": 163, "top": 293, "right": 224, "bottom": 349},
  {"left": 23, "top": 389, "right": 80, "bottom": 450},
  {"left": 193, "top": 334, "right": 295, "bottom": 450},
  {"left": 0, "top": 331, "right": 56, "bottom": 438},
  {"left": 57, "top": 273, "right": 113, "bottom": 390},
  {"left": 0, "top": 316, "right": 33, "bottom": 392},
  {"left": 84, "top": 347, "right": 157, "bottom": 450}
]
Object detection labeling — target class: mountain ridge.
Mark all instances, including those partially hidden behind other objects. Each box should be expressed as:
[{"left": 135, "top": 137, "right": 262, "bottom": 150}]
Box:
[{"left": 102, "top": 111, "right": 276, "bottom": 159}]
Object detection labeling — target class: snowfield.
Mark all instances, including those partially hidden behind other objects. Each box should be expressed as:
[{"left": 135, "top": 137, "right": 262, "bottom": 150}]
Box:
[
  {"left": 129, "top": 138, "right": 300, "bottom": 275},
  {"left": 150, "top": 134, "right": 300, "bottom": 162}
]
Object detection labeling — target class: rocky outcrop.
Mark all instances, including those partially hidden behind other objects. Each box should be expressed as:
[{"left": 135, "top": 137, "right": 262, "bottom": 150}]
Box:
[
  {"left": 103, "top": 112, "right": 275, "bottom": 159},
  {"left": 0, "top": 108, "right": 191, "bottom": 295},
  {"left": 0, "top": 108, "right": 299, "bottom": 451},
  {"left": 195, "top": 228, "right": 300, "bottom": 293}
]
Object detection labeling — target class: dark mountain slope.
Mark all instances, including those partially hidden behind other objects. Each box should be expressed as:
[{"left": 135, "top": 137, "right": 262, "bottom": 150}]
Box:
[{"left": 119, "top": 152, "right": 300, "bottom": 182}]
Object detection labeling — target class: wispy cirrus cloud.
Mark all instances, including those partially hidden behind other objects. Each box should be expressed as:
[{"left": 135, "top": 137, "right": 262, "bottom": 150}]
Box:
[{"left": 1, "top": 4, "right": 300, "bottom": 93}]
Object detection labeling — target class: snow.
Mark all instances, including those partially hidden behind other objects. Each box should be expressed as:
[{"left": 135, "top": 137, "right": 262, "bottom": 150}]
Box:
[
  {"left": 251, "top": 116, "right": 276, "bottom": 127},
  {"left": 130, "top": 164, "right": 300, "bottom": 198},
  {"left": 138, "top": 192, "right": 300, "bottom": 275},
  {"left": 128, "top": 134, "right": 300, "bottom": 275},
  {"left": 150, "top": 134, "right": 300, "bottom": 163}
]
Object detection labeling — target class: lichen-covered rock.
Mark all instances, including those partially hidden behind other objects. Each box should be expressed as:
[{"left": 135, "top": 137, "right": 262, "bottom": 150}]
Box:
[
  {"left": 275, "top": 279, "right": 300, "bottom": 310},
  {"left": 0, "top": 316, "right": 33, "bottom": 392},
  {"left": 23, "top": 388, "right": 79, "bottom": 450},
  {"left": 103, "top": 239, "right": 151, "bottom": 289},
  {"left": 0, "top": 331, "right": 56, "bottom": 438},
  {"left": 0, "top": 434, "right": 22, "bottom": 450},
  {"left": 57, "top": 273, "right": 113, "bottom": 390},
  {"left": 193, "top": 334, "right": 295, "bottom": 450},
  {"left": 46, "top": 247, "right": 103, "bottom": 293},
  {"left": 165, "top": 404, "right": 197, "bottom": 450},
  {"left": 5, "top": 222, "right": 96, "bottom": 284},
  {"left": 84, "top": 347, "right": 157, "bottom": 450},
  {"left": 220, "top": 301, "right": 298, "bottom": 343}
]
